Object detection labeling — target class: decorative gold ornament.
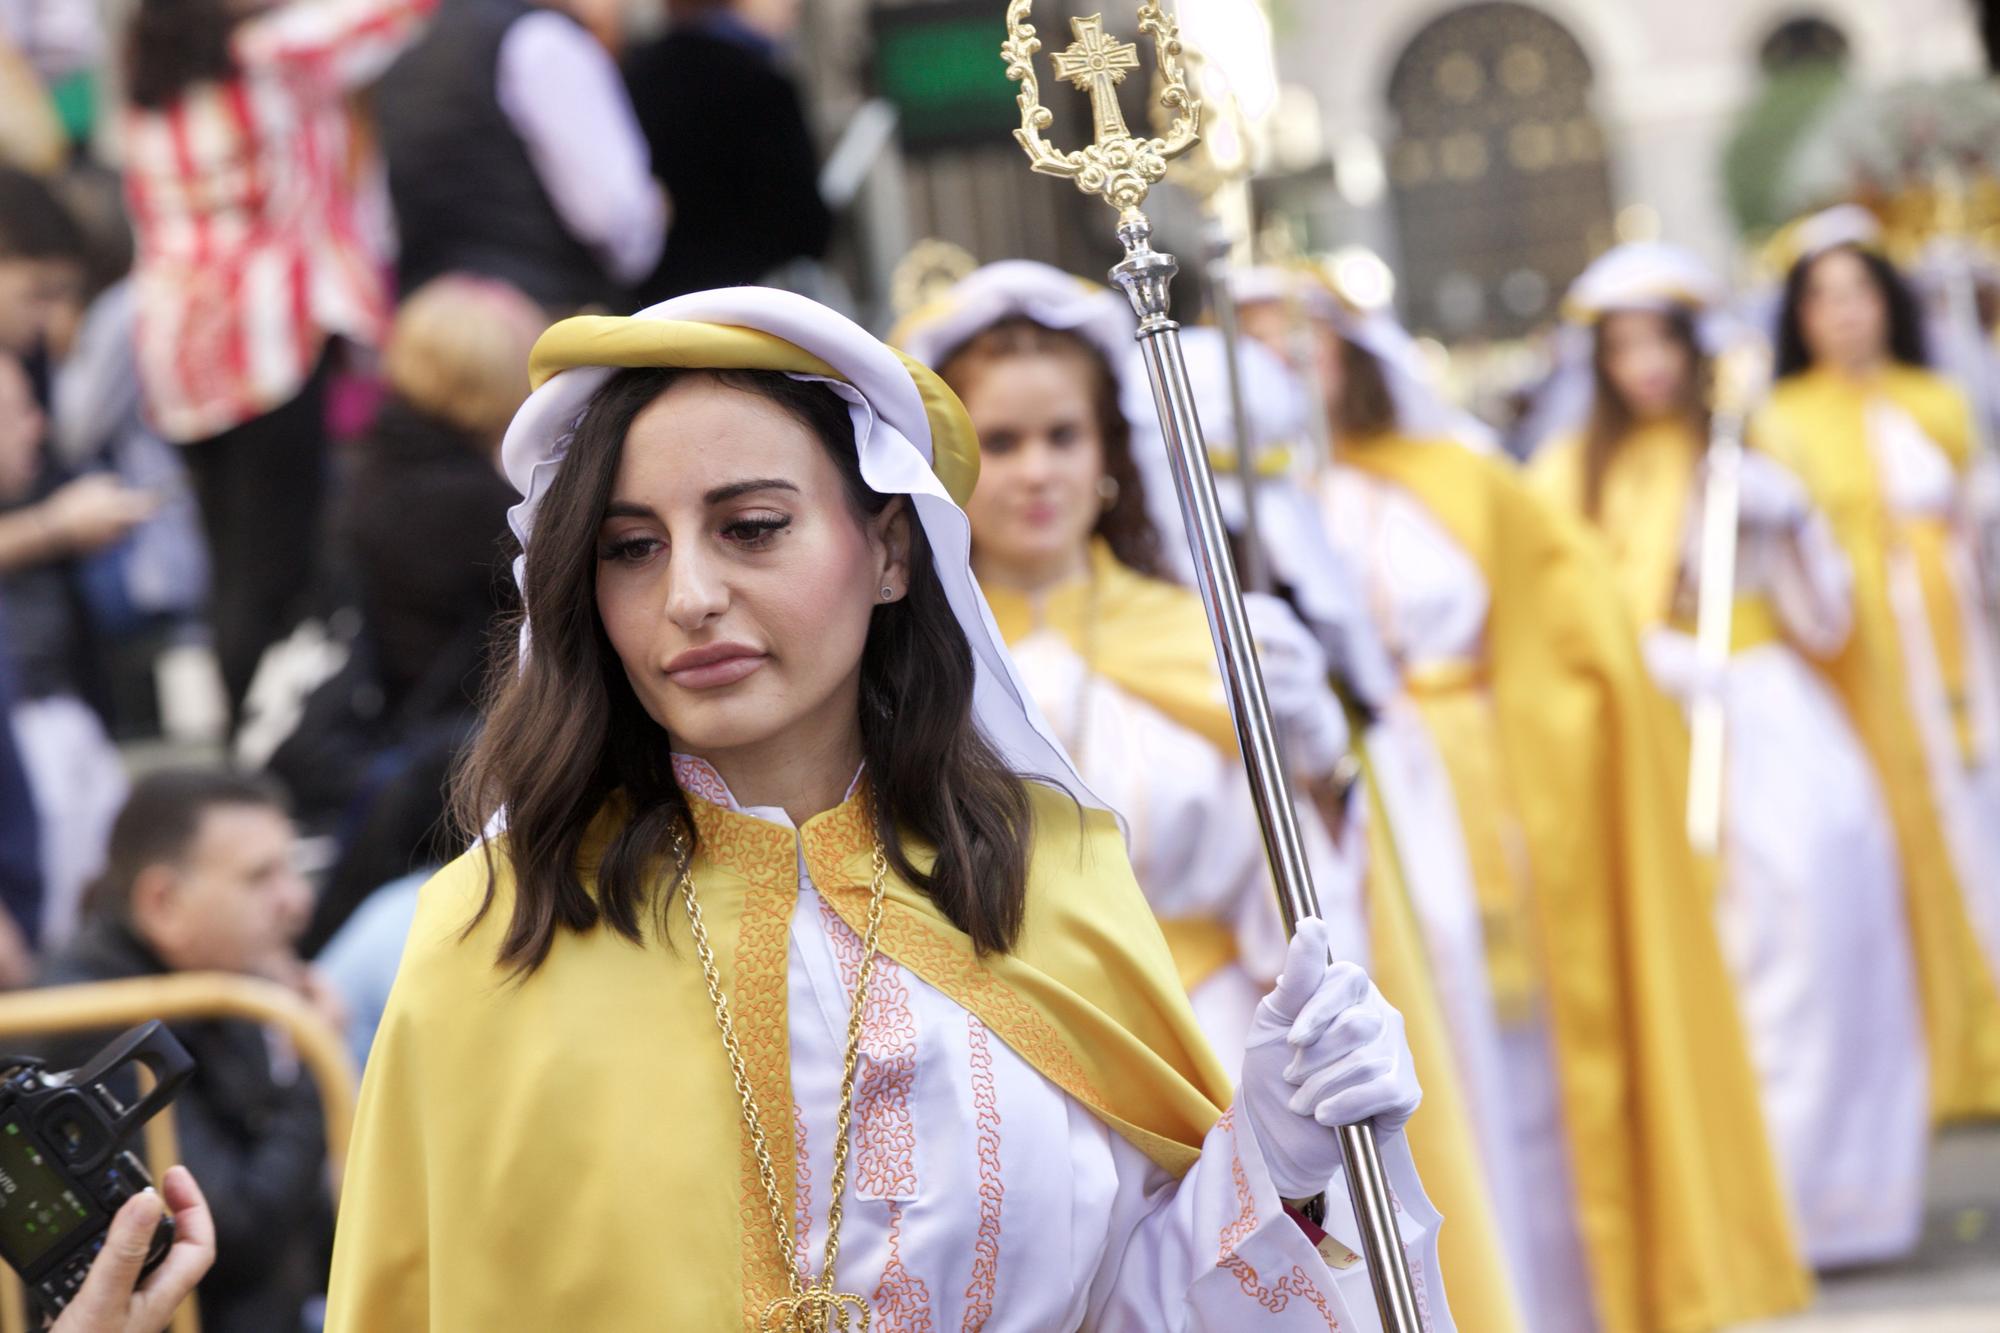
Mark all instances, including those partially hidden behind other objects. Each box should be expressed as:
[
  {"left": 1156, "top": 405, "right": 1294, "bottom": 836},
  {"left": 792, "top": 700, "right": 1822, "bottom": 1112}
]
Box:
[
  {"left": 1002, "top": 2, "right": 1201, "bottom": 222},
  {"left": 677, "top": 827, "right": 891, "bottom": 1333},
  {"left": 888, "top": 238, "right": 978, "bottom": 322}
]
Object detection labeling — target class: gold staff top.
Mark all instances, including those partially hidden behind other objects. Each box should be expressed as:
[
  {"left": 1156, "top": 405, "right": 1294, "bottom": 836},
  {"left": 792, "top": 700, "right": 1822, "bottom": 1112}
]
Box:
[{"left": 1003, "top": 3, "right": 1202, "bottom": 222}]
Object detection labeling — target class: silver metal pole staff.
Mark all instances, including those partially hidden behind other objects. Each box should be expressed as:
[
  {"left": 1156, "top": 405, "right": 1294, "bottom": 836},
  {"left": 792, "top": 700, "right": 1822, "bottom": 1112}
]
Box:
[
  {"left": 1001, "top": 6, "right": 1421, "bottom": 1329},
  {"left": 1686, "top": 343, "right": 1766, "bottom": 856}
]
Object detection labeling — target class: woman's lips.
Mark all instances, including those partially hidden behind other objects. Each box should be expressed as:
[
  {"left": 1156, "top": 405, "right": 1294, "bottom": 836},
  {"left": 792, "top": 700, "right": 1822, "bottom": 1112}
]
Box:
[{"left": 664, "top": 643, "right": 768, "bottom": 690}]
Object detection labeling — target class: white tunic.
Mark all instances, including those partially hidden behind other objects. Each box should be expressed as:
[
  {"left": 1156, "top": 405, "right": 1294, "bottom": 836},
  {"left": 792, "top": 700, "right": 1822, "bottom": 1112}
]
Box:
[
  {"left": 985, "top": 629, "right": 1361, "bottom": 1075},
  {"left": 1651, "top": 451, "right": 1928, "bottom": 1268},
  {"left": 672, "top": 757, "right": 1452, "bottom": 1331},
  {"left": 1322, "top": 463, "right": 1595, "bottom": 1333}
]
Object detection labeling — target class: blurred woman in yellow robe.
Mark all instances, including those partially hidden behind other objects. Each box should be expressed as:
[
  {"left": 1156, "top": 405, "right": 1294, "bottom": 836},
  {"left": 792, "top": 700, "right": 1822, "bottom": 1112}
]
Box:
[
  {"left": 1533, "top": 242, "right": 1927, "bottom": 1268},
  {"left": 1756, "top": 208, "right": 2000, "bottom": 1122}
]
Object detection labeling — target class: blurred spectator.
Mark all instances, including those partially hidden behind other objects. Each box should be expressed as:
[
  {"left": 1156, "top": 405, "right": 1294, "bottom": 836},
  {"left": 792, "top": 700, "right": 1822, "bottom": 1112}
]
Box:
[
  {"left": 625, "top": 0, "right": 830, "bottom": 303},
  {"left": 275, "top": 274, "right": 537, "bottom": 948},
  {"left": 0, "top": 34, "right": 64, "bottom": 173},
  {"left": 41, "top": 769, "right": 332, "bottom": 1333},
  {"left": 374, "top": 0, "right": 665, "bottom": 312},
  {"left": 0, "top": 164, "right": 82, "bottom": 381},
  {"left": 316, "top": 868, "right": 422, "bottom": 1068},
  {"left": 0, "top": 173, "right": 156, "bottom": 951},
  {"left": 120, "top": 0, "right": 436, "bottom": 720}
]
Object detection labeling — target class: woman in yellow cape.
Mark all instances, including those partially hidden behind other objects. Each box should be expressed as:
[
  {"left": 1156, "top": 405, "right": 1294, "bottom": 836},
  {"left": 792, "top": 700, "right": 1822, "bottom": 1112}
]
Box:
[
  {"left": 1755, "top": 206, "right": 2000, "bottom": 1121},
  {"left": 899, "top": 260, "right": 1525, "bottom": 1331},
  {"left": 1235, "top": 267, "right": 1809, "bottom": 1333},
  {"left": 1532, "top": 242, "right": 1928, "bottom": 1268},
  {"left": 324, "top": 286, "right": 1449, "bottom": 1331}
]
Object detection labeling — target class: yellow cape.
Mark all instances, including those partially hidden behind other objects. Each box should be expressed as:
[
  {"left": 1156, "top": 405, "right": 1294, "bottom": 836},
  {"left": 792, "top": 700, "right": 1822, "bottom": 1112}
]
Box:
[
  {"left": 985, "top": 541, "right": 1527, "bottom": 1331},
  {"left": 983, "top": 539, "right": 1241, "bottom": 752},
  {"left": 1529, "top": 422, "right": 1699, "bottom": 629},
  {"left": 1343, "top": 435, "right": 1811, "bottom": 1333},
  {"left": 1755, "top": 366, "right": 2000, "bottom": 1119},
  {"left": 325, "top": 782, "right": 1231, "bottom": 1331}
]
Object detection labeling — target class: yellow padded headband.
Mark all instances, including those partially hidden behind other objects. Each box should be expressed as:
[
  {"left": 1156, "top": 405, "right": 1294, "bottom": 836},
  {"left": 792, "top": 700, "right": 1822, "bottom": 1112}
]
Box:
[{"left": 528, "top": 316, "right": 982, "bottom": 507}]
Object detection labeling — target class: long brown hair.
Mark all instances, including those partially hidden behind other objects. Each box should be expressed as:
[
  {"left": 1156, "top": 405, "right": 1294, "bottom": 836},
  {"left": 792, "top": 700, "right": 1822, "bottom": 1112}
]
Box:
[
  {"left": 1332, "top": 336, "right": 1399, "bottom": 441},
  {"left": 453, "top": 368, "right": 1035, "bottom": 976},
  {"left": 126, "top": 0, "right": 236, "bottom": 110},
  {"left": 937, "top": 317, "right": 1164, "bottom": 577},
  {"left": 1580, "top": 307, "right": 1710, "bottom": 520}
]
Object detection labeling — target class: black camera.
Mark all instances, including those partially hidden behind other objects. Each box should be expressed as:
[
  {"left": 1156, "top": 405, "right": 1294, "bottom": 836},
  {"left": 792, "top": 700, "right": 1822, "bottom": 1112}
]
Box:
[{"left": 0, "top": 1023, "right": 193, "bottom": 1319}]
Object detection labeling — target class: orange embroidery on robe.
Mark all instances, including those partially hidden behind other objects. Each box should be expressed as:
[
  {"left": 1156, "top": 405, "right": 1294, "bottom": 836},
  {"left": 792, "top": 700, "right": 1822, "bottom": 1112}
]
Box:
[
  {"left": 872, "top": 1201, "right": 936, "bottom": 1333},
  {"left": 961, "top": 1015, "right": 1002, "bottom": 1333},
  {"left": 820, "top": 894, "right": 920, "bottom": 1200},
  {"left": 1215, "top": 1108, "right": 1341, "bottom": 1328},
  {"left": 803, "top": 803, "right": 1111, "bottom": 1123}
]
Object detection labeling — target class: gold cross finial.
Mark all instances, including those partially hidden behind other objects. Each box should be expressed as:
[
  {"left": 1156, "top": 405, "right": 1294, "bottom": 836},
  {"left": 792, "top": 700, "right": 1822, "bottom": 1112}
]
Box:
[
  {"left": 1051, "top": 14, "right": 1141, "bottom": 146},
  {"left": 1002, "top": 1, "right": 1201, "bottom": 221}
]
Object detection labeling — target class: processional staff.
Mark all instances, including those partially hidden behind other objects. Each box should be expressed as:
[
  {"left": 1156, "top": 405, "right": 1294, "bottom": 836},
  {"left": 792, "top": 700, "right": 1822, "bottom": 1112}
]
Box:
[
  {"left": 1161, "top": 59, "right": 1271, "bottom": 592},
  {"left": 1686, "top": 344, "right": 1766, "bottom": 856},
  {"left": 999, "top": 7, "right": 1423, "bottom": 1329}
]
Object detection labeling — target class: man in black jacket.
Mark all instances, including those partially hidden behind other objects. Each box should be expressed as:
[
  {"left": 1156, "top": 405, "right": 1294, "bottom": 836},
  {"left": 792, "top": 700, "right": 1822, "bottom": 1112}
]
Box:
[
  {"left": 625, "top": 0, "right": 832, "bottom": 302},
  {"left": 38, "top": 769, "right": 331, "bottom": 1333}
]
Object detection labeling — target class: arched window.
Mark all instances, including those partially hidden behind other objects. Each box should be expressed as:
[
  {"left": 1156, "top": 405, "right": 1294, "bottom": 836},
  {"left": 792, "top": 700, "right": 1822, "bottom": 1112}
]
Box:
[
  {"left": 1758, "top": 15, "right": 1851, "bottom": 73},
  {"left": 1386, "top": 2, "right": 1615, "bottom": 338}
]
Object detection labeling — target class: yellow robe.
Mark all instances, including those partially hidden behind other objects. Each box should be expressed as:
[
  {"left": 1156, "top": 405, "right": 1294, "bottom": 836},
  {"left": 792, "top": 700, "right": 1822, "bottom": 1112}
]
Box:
[
  {"left": 1528, "top": 421, "right": 1698, "bottom": 629},
  {"left": 984, "top": 539, "right": 1527, "bottom": 1333},
  {"left": 325, "top": 783, "right": 1232, "bottom": 1330},
  {"left": 1342, "top": 435, "right": 1811, "bottom": 1333},
  {"left": 1755, "top": 365, "right": 2000, "bottom": 1119}
]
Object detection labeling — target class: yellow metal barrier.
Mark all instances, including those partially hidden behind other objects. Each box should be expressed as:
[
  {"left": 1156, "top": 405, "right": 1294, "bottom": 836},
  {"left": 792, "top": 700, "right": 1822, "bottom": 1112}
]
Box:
[{"left": 0, "top": 974, "right": 361, "bottom": 1333}]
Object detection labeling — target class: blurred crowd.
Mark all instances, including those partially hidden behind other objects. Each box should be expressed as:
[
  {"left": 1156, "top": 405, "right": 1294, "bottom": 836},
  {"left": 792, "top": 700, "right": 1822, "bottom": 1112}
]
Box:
[{"left": 0, "top": 0, "right": 828, "bottom": 1326}]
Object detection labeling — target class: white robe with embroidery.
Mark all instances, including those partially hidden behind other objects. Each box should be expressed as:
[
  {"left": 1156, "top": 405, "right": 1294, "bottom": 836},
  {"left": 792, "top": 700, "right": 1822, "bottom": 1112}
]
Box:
[{"left": 670, "top": 756, "right": 1451, "bottom": 1332}]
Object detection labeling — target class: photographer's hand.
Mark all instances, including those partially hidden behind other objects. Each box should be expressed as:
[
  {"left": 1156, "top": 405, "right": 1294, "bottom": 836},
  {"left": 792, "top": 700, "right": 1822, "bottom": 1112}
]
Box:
[{"left": 52, "top": 1166, "right": 215, "bottom": 1333}]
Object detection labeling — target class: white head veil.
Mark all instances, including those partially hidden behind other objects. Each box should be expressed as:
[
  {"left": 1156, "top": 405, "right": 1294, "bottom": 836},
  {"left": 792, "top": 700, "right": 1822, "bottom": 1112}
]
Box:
[
  {"left": 891, "top": 259, "right": 1136, "bottom": 375},
  {"left": 1121, "top": 326, "right": 1402, "bottom": 707},
  {"left": 499, "top": 285, "right": 1104, "bottom": 811},
  {"left": 1526, "top": 242, "right": 1738, "bottom": 450},
  {"left": 1228, "top": 265, "right": 1497, "bottom": 452}
]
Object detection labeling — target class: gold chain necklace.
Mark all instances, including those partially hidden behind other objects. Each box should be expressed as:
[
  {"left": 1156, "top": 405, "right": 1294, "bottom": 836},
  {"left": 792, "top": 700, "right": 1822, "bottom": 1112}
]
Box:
[{"left": 673, "top": 826, "right": 888, "bottom": 1333}]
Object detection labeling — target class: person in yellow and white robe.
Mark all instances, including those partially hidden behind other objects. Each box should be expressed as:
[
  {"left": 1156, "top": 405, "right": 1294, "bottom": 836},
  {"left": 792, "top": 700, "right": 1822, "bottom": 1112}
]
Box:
[
  {"left": 894, "top": 262, "right": 1358, "bottom": 1073},
  {"left": 899, "top": 260, "right": 1524, "bottom": 1330},
  {"left": 1758, "top": 207, "right": 2000, "bottom": 1123},
  {"left": 1533, "top": 242, "right": 1927, "bottom": 1268},
  {"left": 1235, "top": 264, "right": 1810, "bottom": 1333},
  {"left": 325, "top": 286, "right": 1452, "bottom": 1331}
]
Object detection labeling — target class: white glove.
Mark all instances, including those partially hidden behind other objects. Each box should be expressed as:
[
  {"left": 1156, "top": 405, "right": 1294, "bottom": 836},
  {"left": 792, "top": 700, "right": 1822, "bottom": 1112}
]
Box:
[
  {"left": 1245, "top": 592, "right": 1350, "bottom": 782},
  {"left": 1640, "top": 626, "right": 1722, "bottom": 705},
  {"left": 1727, "top": 452, "right": 1811, "bottom": 533},
  {"left": 1241, "top": 918, "right": 1422, "bottom": 1200}
]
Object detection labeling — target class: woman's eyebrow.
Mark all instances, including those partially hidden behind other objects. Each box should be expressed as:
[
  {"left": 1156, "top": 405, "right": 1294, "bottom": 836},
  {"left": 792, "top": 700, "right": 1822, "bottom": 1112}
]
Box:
[
  {"left": 602, "top": 500, "right": 658, "bottom": 521},
  {"left": 705, "top": 478, "right": 800, "bottom": 505}
]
